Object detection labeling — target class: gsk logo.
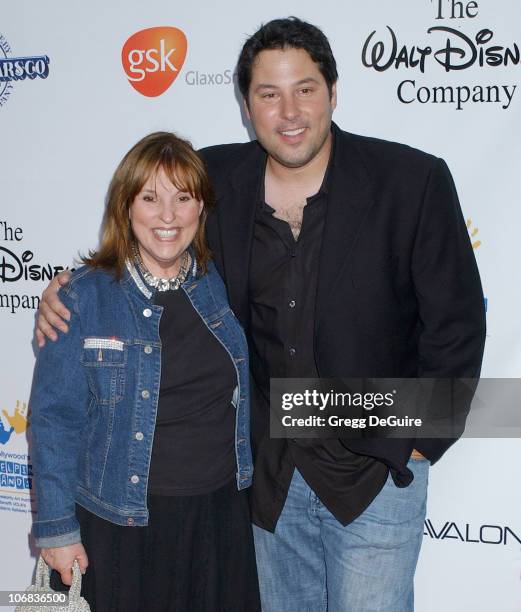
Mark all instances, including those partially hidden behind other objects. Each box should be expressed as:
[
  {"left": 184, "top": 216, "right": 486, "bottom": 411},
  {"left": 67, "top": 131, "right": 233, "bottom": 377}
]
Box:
[{"left": 122, "top": 27, "right": 187, "bottom": 97}]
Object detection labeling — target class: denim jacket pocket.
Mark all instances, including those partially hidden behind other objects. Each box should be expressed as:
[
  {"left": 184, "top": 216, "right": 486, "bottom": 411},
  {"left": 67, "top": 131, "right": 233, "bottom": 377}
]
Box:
[{"left": 81, "top": 337, "right": 127, "bottom": 405}]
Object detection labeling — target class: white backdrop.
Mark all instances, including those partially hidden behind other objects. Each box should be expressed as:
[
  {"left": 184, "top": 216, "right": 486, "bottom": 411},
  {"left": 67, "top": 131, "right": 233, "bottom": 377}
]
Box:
[{"left": 1, "top": 1, "right": 520, "bottom": 610}]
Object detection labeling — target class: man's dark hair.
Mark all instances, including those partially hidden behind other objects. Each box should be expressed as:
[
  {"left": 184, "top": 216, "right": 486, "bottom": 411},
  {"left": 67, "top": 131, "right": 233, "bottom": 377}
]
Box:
[{"left": 237, "top": 17, "right": 338, "bottom": 102}]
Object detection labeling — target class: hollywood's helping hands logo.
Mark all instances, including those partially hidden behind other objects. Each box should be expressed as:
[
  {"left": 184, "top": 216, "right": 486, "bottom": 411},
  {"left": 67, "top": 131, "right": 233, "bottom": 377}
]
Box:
[
  {"left": 0, "top": 401, "right": 32, "bottom": 502},
  {"left": 466, "top": 218, "right": 481, "bottom": 249},
  {"left": 0, "top": 401, "right": 28, "bottom": 445}
]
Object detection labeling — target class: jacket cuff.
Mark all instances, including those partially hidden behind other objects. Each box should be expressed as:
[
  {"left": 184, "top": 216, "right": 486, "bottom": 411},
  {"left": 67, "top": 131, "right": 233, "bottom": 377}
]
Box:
[
  {"left": 32, "top": 513, "right": 80, "bottom": 544},
  {"left": 35, "top": 529, "right": 81, "bottom": 549},
  {"left": 414, "top": 437, "right": 458, "bottom": 464}
]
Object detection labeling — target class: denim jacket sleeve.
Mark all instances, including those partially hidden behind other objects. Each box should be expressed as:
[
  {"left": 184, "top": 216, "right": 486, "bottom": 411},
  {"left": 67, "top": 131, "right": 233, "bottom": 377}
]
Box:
[{"left": 31, "top": 284, "right": 89, "bottom": 548}]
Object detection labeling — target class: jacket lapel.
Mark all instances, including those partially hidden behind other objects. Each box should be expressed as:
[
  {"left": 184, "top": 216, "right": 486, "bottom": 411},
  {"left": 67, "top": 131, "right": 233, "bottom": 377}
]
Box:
[
  {"left": 315, "top": 126, "right": 376, "bottom": 329},
  {"left": 212, "top": 126, "right": 375, "bottom": 331},
  {"left": 216, "top": 143, "right": 266, "bottom": 327}
]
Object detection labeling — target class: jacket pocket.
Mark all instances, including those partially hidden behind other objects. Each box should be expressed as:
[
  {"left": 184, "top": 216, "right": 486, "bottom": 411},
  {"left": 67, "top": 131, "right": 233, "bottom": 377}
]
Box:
[{"left": 81, "top": 337, "right": 127, "bottom": 405}]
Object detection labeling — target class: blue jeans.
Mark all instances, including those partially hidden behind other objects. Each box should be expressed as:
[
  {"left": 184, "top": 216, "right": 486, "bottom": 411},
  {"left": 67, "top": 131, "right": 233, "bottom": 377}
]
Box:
[{"left": 253, "top": 459, "right": 429, "bottom": 612}]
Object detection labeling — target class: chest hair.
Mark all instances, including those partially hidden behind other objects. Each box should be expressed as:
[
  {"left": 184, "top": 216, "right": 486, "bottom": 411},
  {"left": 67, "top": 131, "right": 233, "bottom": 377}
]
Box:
[{"left": 270, "top": 199, "right": 307, "bottom": 240}]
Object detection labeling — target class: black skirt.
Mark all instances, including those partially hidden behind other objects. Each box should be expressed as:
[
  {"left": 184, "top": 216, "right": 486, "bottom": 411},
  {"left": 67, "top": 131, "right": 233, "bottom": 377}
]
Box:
[{"left": 51, "top": 481, "right": 261, "bottom": 612}]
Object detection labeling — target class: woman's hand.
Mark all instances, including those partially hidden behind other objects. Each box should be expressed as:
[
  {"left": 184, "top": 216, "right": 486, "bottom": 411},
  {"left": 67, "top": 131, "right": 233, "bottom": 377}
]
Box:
[{"left": 40, "top": 543, "right": 88, "bottom": 586}]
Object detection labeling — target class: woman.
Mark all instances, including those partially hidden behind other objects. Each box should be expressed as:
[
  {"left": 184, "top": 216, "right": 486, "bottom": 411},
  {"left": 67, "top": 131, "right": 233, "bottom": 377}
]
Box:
[{"left": 30, "top": 132, "right": 260, "bottom": 611}]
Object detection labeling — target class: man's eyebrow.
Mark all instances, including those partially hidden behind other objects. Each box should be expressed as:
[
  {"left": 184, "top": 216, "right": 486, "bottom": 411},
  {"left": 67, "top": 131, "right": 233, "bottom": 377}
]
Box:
[
  {"left": 255, "top": 77, "right": 321, "bottom": 91},
  {"left": 255, "top": 83, "right": 278, "bottom": 91},
  {"left": 294, "top": 78, "right": 321, "bottom": 86}
]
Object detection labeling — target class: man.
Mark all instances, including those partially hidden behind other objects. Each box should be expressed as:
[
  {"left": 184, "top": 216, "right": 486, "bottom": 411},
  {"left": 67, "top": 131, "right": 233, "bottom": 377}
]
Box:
[{"left": 37, "top": 17, "right": 486, "bottom": 612}]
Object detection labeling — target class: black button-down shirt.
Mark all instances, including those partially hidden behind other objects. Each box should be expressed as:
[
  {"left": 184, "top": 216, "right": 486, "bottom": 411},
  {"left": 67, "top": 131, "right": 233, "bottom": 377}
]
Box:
[
  {"left": 249, "top": 189, "right": 325, "bottom": 383},
  {"left": 248, "top": 139, "right": 389, "bottom": 531}
]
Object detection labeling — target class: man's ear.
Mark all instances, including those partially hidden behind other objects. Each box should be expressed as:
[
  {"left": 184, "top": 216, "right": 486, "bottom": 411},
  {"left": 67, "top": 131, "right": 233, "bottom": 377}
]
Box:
[
  {"left": 243, "top": 97, "right": 251, "bottom": 121},
  {"left": 330, "top": 82, "right": 337, "bottom": 111}
]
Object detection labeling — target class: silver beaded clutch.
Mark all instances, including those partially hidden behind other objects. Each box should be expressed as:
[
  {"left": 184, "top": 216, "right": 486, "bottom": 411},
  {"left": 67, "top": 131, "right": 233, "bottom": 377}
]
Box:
[{"left": 15, "top": 556, "right": 90, "bottom": 612}]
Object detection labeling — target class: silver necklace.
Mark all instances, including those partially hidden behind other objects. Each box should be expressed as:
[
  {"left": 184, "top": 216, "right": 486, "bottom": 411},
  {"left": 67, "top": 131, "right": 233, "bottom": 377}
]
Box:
[{"left": 132, "top": 242, "right": 191, "bottom": 291}]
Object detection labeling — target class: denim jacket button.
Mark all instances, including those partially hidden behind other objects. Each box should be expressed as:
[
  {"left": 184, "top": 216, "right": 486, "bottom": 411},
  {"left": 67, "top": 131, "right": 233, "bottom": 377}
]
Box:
[
  {"left": 127, "top": 517, "right": 135, "bottom": 525},
  {"left": 143, "top": 308, "right": 152, "bottom": 318},
  {"left": 144, "top": 345, "right": 152, "bottom": 354},
  {"left": 141, "top": 390, "right": 150, "bottom": 399},
  {"left": 130, "top": 475, "right": 139, "bottom": 484},
  {"left": 135, "top": 432, "right": 144, "bottom": 441}
]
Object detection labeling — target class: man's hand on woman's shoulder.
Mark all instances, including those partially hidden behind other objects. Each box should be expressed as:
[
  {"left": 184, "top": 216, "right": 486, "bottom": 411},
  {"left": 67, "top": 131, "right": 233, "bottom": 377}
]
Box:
[{"left": 36, "top": 270, "right": 73, "bottom": 347}]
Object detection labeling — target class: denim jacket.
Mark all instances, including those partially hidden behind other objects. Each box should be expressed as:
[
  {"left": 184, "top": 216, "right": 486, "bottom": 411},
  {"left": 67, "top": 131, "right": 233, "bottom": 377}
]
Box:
[{"left": 31, "top": 259, "right": 253, "bottom": 548}]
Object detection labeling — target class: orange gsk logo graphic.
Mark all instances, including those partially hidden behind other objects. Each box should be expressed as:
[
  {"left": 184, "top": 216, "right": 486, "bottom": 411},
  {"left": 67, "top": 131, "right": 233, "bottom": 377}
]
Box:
[{"left": 122, "top": 27, "right": 187, "bottom": 97}]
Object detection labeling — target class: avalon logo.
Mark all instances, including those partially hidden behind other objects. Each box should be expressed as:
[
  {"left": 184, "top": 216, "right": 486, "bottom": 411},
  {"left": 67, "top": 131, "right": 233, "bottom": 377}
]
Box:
[
  {"left": 121, "top": 27, "right": 187, "bottom": 97},
  {"left": 424, "top": 519, "right": 521, "bottom": 545}
]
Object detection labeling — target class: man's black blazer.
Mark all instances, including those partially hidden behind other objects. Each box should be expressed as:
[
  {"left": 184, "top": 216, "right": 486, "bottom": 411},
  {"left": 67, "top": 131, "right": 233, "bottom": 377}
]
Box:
[{"left": 200, "top": 123, "right": 486, "bottom": 480}]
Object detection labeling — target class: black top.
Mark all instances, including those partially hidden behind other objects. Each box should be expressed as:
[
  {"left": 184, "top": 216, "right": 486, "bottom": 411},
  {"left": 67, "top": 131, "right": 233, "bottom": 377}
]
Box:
[
  {"left": 147, "top": 288, "right": 237, "bottom": 496},
  {"left": 248, "top": 137, "right": 389, "bottom": 531},
  {"left": 202, "top": 123, "right": 486, "bottom": 490}
]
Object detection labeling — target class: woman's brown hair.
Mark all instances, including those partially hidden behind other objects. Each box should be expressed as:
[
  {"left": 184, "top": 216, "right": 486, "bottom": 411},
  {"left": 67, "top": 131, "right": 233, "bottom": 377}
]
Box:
[{"left": 82, "top": 131, "right": 214, "bottom": 276}]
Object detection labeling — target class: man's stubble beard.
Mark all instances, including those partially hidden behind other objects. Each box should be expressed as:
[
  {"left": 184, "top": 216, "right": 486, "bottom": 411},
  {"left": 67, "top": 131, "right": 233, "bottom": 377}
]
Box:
[{"left": 260, "top": 120, "right": 332, "bottom": 170}]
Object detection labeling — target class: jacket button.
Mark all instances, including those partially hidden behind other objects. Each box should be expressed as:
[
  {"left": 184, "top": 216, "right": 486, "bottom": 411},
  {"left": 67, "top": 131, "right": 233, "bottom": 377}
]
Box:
[
  {"left": 130, "top": 475, "right": 139, "bottom": 484},
  {"left": 141, "top": 390, "right": 150, "bottom": 399},
  {"left": 289, "top": 347, "right": 296, "bottom": 357},
  {"left": 127, "top": 517, "right": 135, "bottom": 525},
  {"left": 144, "top": 345, "right": 152, "bottom": 354},
  {"left": 135, "top": 432, "right": 144, "bottom": 441},
  {"left": 143, "top": 308, "right": 152, "bottom": 318},
  {"left": 289, "top": 300, "right": 296, "bottom": 308}
]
